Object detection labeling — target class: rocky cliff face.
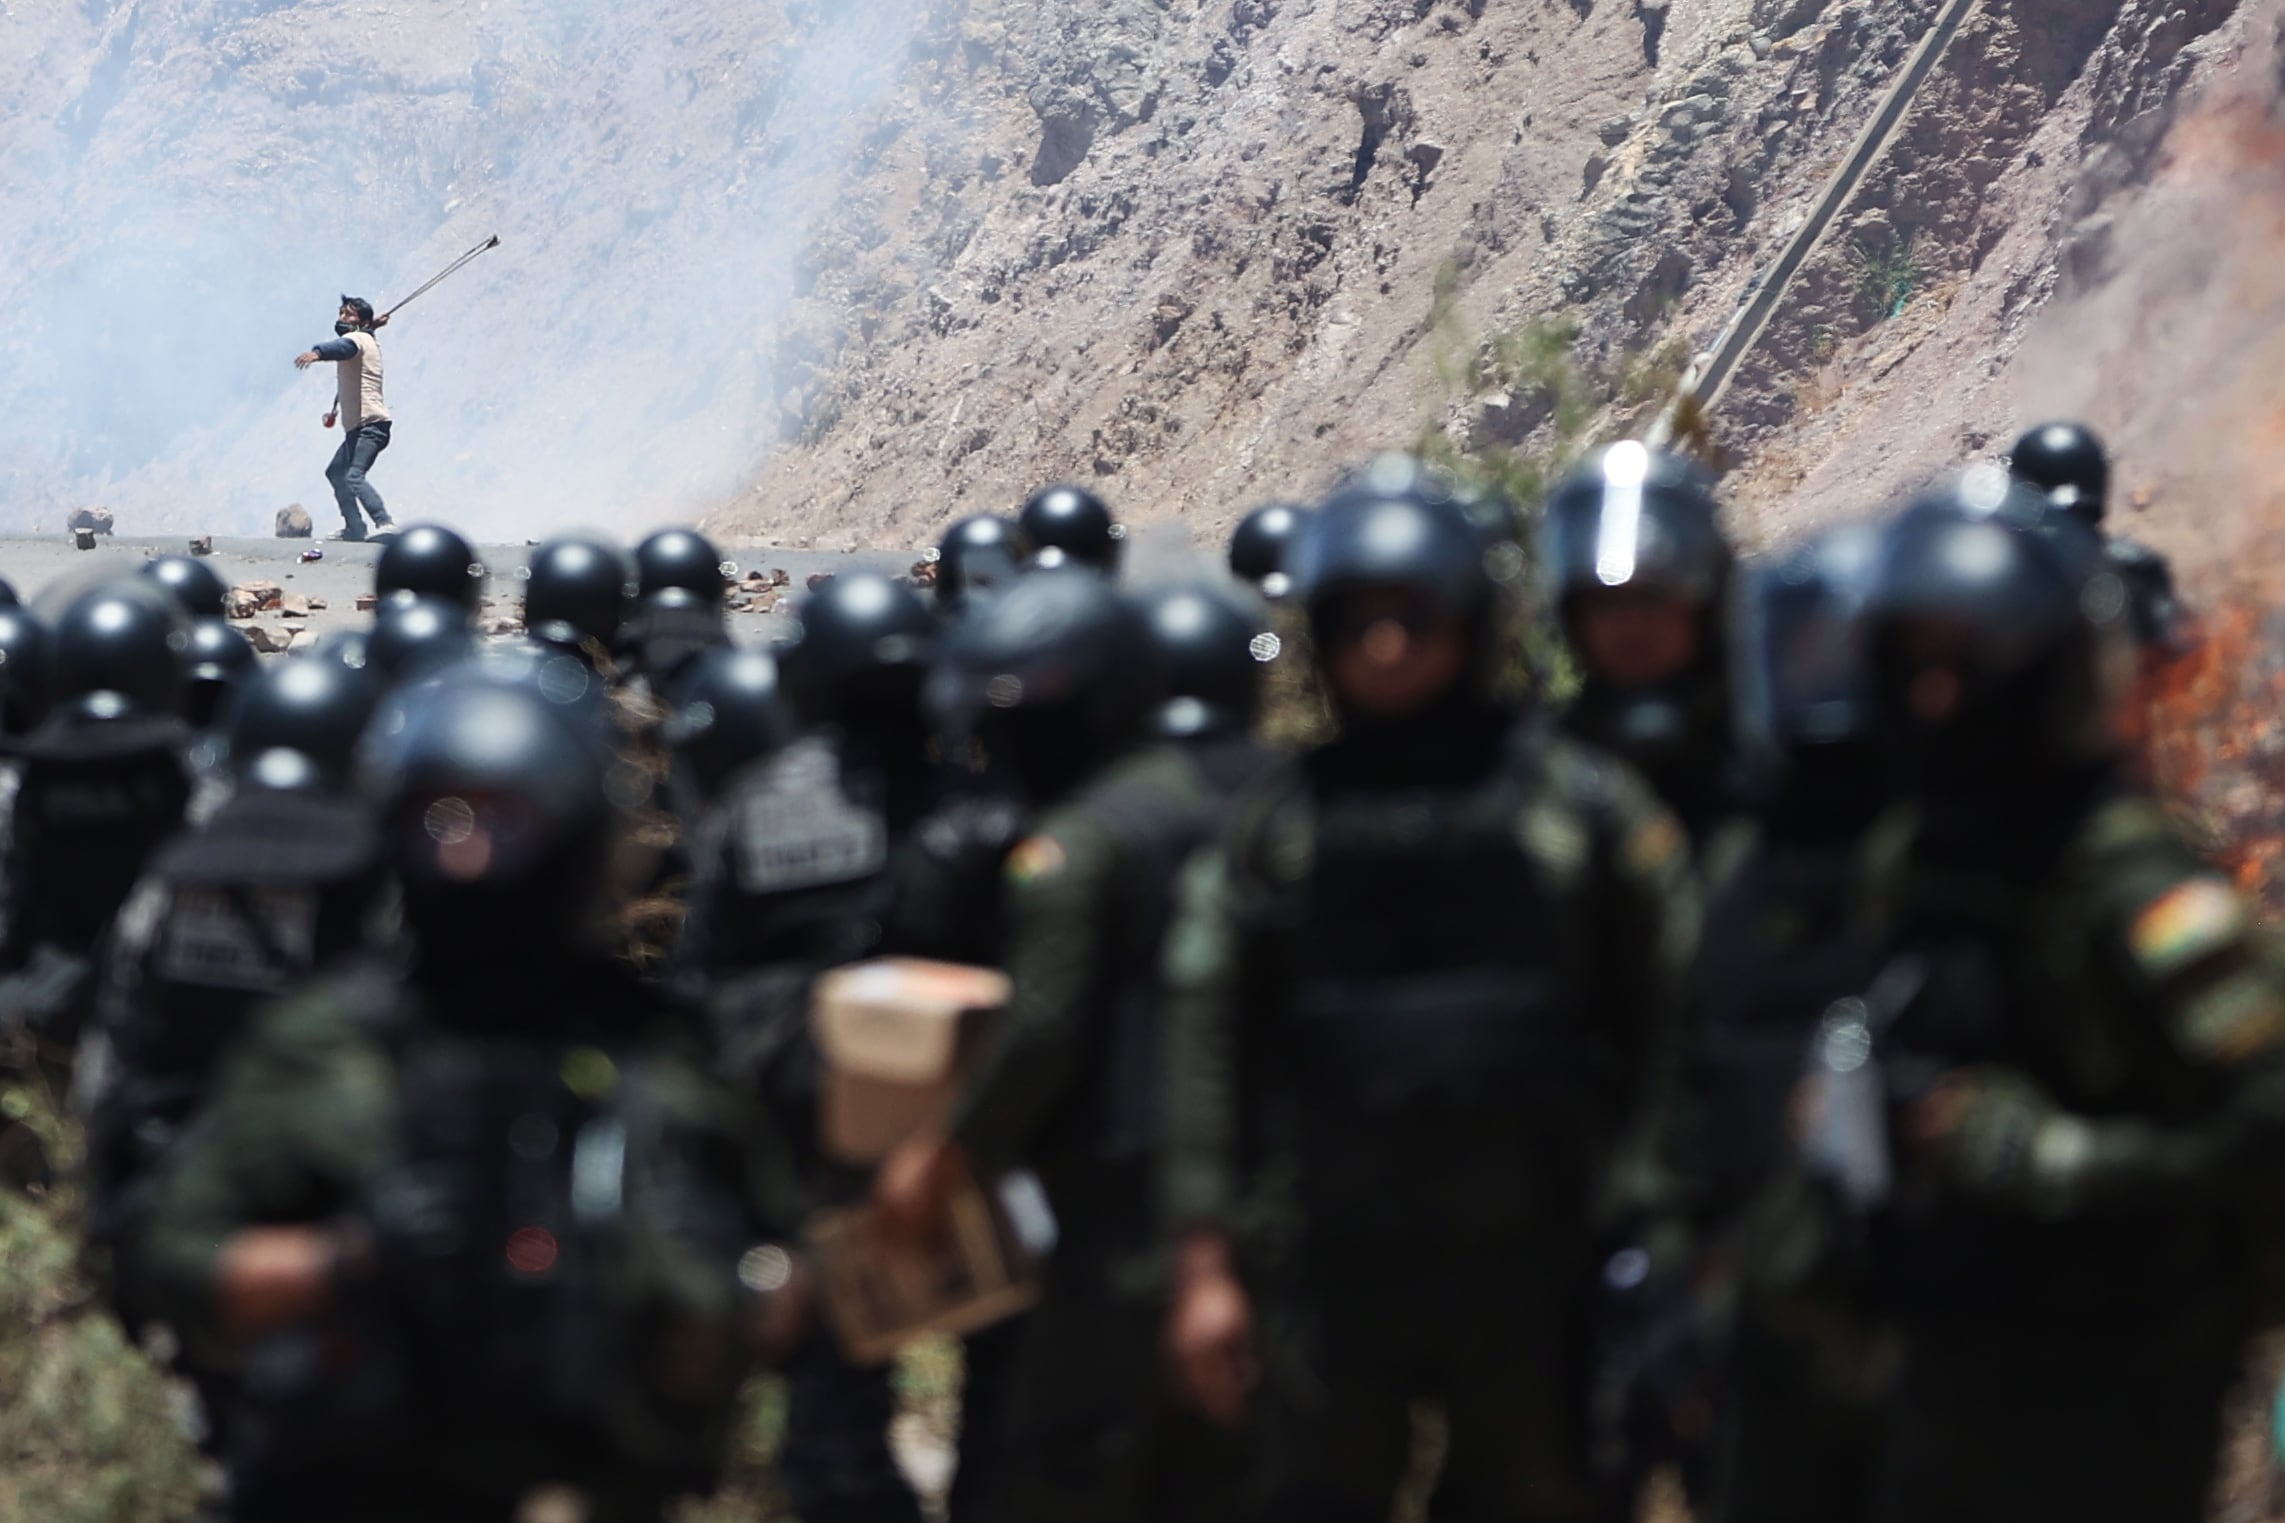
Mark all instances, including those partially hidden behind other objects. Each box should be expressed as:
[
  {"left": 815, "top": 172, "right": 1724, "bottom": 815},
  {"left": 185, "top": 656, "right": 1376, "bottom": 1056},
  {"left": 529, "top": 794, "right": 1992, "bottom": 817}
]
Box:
[{"left": 721, "top": 0, "right": 2285, "bottom": 560}]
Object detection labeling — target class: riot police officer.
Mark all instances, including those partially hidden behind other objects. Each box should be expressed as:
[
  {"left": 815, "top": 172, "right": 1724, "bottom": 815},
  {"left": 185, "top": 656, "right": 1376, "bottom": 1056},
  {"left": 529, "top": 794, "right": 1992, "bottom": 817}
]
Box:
[
  {"left": 524, "top": 534, "right": 635, "bottom": 667},
  {"left": 0, "top": 583, "right": 195, "bottom": 1066},
  {"left": 1681, "top": 523, "right": 1895, "bottom": 1523},
  {"left": 878, "top": 578, "right": 1274, "bottom": 1523},
  {"left": 623, "top": 527, "right": 733, "bottom": 690},
  {"left": 932, "top": 514, "right": 1033, "bottom": 615},
  {"left": 2008, "top": 421, "right": 2189, "bottom": 654},
  {"left": 1161, "top": 456, "right": 1695, "bottom": 1523},
  {"left": 658, "top": 645, "right": 797, "bottom": 835},
  {"left": 678, "top": 572, "right": 945, "bottom": 1523},
  {"left": 134, "top": 661, "right": 808, "bottom": 1523},
  {"left": 81, "top": 655, "right": 389, "bottom": 1433},
  {"left": 1799, "top": 471, "right": 2285, "bottom": 1523},
  {"left": 1019, "top": 485, "right": 1124, "bottom": 575},
  {"left": 140, "top": 554, "right": 232, "bottom": 622},
  {"left": 184, "top": 618, "right": 259, "bottom": 731},
  {"left": 1226, "top": 503, "right": 1312, "bottom": 600},
  {"left": 374, "top": 523, "right": 487, "bottom": 618},
  {"left": 1542, "top": 443, "right": 1742, "bottom": 841},
  {"left": 365, "top": 595, "right": 479, "bottom": 685}
]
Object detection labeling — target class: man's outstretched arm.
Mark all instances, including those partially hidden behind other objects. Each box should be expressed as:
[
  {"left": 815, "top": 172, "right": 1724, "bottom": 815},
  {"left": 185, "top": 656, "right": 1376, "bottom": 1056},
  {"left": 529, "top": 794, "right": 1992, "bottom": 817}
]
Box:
[{"left": 292, "top": 336, "right": 359, "bottom": 370}]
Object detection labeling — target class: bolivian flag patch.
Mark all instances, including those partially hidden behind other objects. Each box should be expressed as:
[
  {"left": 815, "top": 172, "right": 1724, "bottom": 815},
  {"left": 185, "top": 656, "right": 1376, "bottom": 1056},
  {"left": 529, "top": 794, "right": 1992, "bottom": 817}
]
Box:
[
  {"left": 2128, "top": 876, "right": 2246, "bottom": 978},
  {"left": 1007, "top": 835, "right": 1068, "bottom": 885}
]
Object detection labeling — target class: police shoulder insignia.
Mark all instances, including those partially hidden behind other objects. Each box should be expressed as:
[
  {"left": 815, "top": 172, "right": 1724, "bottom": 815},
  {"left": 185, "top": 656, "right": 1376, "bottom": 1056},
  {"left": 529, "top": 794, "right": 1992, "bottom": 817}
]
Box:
[
  {"left": 1623, "top": 814, "right": 1685, "bottom": 880},
  {"left": 1007, "top": 835, "right": 1068, "bottom": 885},
  {"left": 2127, "top": 876, "right": 2247, "bottom": 978}
]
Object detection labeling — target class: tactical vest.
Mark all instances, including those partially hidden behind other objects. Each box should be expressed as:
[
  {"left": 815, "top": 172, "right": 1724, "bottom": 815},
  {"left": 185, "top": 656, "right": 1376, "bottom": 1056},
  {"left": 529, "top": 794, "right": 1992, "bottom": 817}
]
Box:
[
  {"left": 245, "top": 974, "right": 753, "bottom": 1505},
  {"left": 1064, "top": 743, "right": 1269, "bottom": 1175},
  {"left": 118, "top": 789, "right": 383, "bottom": 1085},
  {"left": 1234, "top": 726, "right": 1613, "bottom": 1239},
  {"left": 6, "top": 725, "right": 191, "bottom": 958},
  {"left": 89, "top": 791, "right": 387, "bottom": 1274}
]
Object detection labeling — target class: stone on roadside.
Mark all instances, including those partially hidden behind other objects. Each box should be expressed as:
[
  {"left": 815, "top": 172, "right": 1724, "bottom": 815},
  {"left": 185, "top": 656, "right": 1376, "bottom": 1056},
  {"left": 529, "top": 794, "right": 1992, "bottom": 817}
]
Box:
[
  {"left": 188, "top": 536, "right": 214, "bottom": 557},
  {"left": 68, "top": 507, "right": 115, "bottom": 535},
  {"left": 276, "top": 504, "right": 313, "bottom": 538},
  {"left": 226, "top": 581, "right": 284, "bottom": 619},
  {"left": 244, "top": 624, "right": 290, "bottom": 654}
]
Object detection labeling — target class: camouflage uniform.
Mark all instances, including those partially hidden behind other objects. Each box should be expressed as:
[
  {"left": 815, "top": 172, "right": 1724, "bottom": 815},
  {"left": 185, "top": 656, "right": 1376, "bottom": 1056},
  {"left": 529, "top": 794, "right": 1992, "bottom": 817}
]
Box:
[
  {"left": 947, "top": 737, "right": 1272, "bottom": 1523},
  {"left": 1163, "top": 712, "right": 1696, "bottom": 1523},
  {"left": 134, "top": 957, "right": 801, "bottom": 1523},
  {"left": 1823, "top": 787, "right": 2285, "bottom": 1523}
]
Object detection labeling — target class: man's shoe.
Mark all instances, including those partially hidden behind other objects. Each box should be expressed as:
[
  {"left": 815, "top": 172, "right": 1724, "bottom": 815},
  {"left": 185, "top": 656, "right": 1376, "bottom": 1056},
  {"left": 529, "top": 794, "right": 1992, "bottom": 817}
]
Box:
[
  {"left": 328, "top": 525, "right": 367, "bottom": 543},
  {"left": 368, "top": 513, "right": 395, "bottom": 530}
]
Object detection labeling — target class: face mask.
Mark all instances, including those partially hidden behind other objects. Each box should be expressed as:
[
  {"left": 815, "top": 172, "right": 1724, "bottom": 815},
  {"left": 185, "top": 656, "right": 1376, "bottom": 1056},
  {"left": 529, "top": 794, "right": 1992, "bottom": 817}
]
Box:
[{"left": 335, "top": 321, "right": 358, "bottom": 336}]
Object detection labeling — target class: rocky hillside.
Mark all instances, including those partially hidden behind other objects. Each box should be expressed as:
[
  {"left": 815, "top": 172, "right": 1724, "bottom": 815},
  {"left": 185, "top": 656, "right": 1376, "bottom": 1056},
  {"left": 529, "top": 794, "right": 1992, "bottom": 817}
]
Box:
[{"left": 721, "top": 0, "right": 2285, "bottom": 562}]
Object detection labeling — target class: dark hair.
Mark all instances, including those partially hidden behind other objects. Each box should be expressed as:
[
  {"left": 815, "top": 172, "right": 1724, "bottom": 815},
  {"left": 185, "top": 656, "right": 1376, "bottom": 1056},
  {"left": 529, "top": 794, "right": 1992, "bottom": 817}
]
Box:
[{"left": 340, "top": 295, "right": 375, "bottom": 323}]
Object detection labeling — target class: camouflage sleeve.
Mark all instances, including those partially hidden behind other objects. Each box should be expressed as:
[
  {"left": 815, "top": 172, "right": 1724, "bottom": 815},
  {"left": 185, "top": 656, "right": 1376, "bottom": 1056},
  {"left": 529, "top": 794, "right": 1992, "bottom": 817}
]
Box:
[
  {"left": 1159, "top": 845, "right": 1247, "bottom": 1235},
  {"left": 2027, "top": 845, "right": 2285, "bottom": 1216},
  {"left": 948, "top": 812, "right": 1120, "bottom": 1176},
  {"left": 131, "top": 987, "right": 397, "bottom": 1340},
  {"left": 1580, "top": 755, "right": 1704, "bottom": 1225}
]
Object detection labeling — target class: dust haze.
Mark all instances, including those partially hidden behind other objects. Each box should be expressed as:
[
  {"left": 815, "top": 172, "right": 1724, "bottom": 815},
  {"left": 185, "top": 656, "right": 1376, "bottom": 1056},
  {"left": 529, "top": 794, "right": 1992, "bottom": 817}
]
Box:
[{"left": 0, "top": 0, "right": 921, "bottom": 542}]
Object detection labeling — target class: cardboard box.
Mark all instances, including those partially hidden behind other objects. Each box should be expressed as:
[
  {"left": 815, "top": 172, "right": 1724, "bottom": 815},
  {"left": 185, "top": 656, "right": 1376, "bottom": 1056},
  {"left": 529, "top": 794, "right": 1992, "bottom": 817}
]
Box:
[
  {"left": 810, "top": 957, "right": 1010, "bottom": 1165},
  {"left": 807, "top": 1174, "right": 1054, "bottom": 1365}
]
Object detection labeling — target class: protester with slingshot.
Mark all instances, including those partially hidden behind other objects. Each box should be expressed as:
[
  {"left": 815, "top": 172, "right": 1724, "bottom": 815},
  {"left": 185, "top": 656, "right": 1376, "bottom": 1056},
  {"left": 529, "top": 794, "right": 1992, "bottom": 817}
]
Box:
[
  {"left": 292, "top": 236, "right": 499, "bottom": 542},
  {"left": 295, "top": 296, "right": 394, "bottom": 541}
]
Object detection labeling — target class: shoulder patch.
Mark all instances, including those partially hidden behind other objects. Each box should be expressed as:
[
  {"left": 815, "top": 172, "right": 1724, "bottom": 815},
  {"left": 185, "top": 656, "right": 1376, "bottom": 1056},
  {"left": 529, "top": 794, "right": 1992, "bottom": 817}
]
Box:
[
  {"left": 2128, "top": 876, "right": 2248, "bottom": 978},
  {"left": 1007, "top": 835, "right": 1068, "bottom": 886},
  {"left": 1623, "top": 813, "right": 1685, "bottom": 880}
]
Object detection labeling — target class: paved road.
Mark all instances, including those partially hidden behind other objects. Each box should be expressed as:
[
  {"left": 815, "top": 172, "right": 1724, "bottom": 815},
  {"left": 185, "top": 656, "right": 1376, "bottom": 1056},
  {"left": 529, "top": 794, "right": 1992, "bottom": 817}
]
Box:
[{"left": 0, "top": 533, "right": 918, "bottom": 650}]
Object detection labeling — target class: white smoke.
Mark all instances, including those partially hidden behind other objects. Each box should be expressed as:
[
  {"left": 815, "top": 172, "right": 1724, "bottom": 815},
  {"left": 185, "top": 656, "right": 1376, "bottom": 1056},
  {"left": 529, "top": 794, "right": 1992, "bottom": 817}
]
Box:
[{"left": 0, "top": 0, "right": 922, "bottom": 540}]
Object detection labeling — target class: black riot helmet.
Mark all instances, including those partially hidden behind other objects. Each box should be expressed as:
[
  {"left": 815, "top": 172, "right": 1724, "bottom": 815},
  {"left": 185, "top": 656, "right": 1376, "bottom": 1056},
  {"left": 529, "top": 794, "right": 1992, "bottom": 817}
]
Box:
[
  {"left": 1227, "top": 502, "right": 1312, "bottom": 600},
  {"left": 1733, "top": 523, "right": 1887, "bottom": 827},
  {"left": 375, "top": 523, "right": 486, "bottom": 616},
  {"left": 49, "top": 583, "right": 191, "bottom": 720},
  {"left": 634, "top": 527, "right": 730, "bottom": 607},
  {"left": 779, "top": 572, "right": 937, "bottom": 734},
  {"left": 183, "top": 618, "right": 259, "bottom": 730},
  {"left": 139, "top": 555, "right": 231, "bottom": 621},
  {"left": 0, "top": 608, "right": 53, "bottom": 736},
  {"left": 1862, "top": 468, "right": 2133, "bottom": 793},
  {"left": 366, "top": 595, "right": 479, "bottom": 685},
  {"left": 933, "top": 514, "right": 1033, "bottom": 610},
  {"left": 0, "top": 577, "right": 22, "bottom": 609},
  {"left": 223, "top": 654, "right": 383, "bottom": 792},
  {"left": 928, "top": 567, "right": 1153, "bottom": 802},
  {"left": 661, "top": 646, "right": 797, "bottom": 813},
  {"left": 1018, "top": 485, "right": 1124, "bottom": 574},
  {"left": 1136, "top": 584, "right": 1268, "bottom": 740},
  {"left": 1541, "top": 442, "right": 1730, "bottom": 610},
  {"left": 1541, "top": 442, "right": 1735, "bottom": 779},
  {"left": 361, "top": 668, "right": 628, "bottom": 975},
  {"left": 1289, "top": 454, "right": 1502, "bottom": 718},
  {"left": 2009, "top": 421, "right": 2111, "bottom": 527},
  {"left": 523, "top": 535, "right": 632, "bottom": 657}
]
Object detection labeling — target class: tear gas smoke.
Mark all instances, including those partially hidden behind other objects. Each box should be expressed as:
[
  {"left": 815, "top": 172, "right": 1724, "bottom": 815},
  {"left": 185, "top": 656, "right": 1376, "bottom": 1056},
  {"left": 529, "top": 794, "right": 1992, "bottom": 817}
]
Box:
[{"left": 0, "top": 0, "right": 922, "bottom": 540}]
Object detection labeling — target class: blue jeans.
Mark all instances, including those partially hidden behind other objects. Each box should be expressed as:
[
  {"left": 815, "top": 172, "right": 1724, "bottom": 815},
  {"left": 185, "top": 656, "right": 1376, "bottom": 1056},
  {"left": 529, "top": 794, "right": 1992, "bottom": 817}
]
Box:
[{"left": 325, "top": 421, "right": 392, "bottom": 533}]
